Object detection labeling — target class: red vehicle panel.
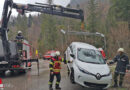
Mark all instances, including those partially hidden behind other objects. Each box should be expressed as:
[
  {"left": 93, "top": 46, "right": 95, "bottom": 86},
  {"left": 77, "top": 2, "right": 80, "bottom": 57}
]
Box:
[{"left": 43, "top": 50, "right": 56, "bottom": 60}]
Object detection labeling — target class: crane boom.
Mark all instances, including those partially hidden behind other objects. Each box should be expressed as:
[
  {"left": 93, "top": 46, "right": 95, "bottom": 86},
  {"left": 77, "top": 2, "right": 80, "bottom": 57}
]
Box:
[
  {"left": 12, "top": 3, "right": 84, "bottom": 21},
  {"left": 0, "top": 0, "right": 84, "bottom": 61}
]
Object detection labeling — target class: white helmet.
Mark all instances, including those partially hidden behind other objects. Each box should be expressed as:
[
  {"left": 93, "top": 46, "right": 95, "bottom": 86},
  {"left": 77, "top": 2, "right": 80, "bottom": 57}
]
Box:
[
  {"left": 55, "top": 51, "right": 60, "bottom": 56},
  {"left": 18, "top": 31, "right": 22, "bottom": 34},
  {"left": 117, "top": 48, "right": 124, "bottom": 52}
]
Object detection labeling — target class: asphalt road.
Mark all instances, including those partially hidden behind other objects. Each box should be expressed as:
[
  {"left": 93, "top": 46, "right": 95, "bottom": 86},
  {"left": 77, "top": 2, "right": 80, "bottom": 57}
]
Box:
[{"left": 1, "top": 60, "right": 130, "bottom": 90}]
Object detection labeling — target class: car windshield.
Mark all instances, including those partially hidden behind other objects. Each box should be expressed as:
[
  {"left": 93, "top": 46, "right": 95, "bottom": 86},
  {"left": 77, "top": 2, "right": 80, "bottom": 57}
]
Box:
[{"left": 77, "top": 48, "right": 105, "bottom": 64}]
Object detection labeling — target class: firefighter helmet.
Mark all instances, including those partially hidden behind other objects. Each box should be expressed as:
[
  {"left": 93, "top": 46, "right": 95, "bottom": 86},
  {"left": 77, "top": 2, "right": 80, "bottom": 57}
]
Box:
[
  {"left": 55, "top": 51, "right": 60, "bottom": 56},
  {"left": 18, "top": 31, "right": 22, "bottom": 34},
  {"left": 118, "top": 48, "right": 124, "bottom": 52}
]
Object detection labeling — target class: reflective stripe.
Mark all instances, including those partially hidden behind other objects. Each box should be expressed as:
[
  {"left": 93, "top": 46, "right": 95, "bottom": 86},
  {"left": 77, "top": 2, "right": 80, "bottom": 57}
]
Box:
[
  {"left": 53, "top": 69, "right": 60, "bottom": 72},
  {"left": 62, "top": 58, "right": 64, "bottom": 62},
  {"left": 50, "top": 62, "right": 54, "bottom": 65},
  {"left": 50, "top": 68, "right": 53, "bottom": 70},
  {"left": 56, "top": 82, "right": 59, "bottom": 84},
  {"left": 48, "top": 82, "right": 52, "bottom": 85},
  {"left": 115, "top": 71, "right": 125, "bottom": 74},
  {"left": 0, "top": 84, "right": 3, "bottom": 88}
]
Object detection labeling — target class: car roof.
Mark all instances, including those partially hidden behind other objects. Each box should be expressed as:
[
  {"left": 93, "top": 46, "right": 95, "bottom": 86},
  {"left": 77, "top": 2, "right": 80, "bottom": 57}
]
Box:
[{"left": 71, "top": 42, "right": 97, "bottom": 50}]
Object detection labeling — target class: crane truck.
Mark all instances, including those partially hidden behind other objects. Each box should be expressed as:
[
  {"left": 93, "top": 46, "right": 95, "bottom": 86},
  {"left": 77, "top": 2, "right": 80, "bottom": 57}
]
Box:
[{"left": 0, "top": 0, "right": 84, "bottom": 76}]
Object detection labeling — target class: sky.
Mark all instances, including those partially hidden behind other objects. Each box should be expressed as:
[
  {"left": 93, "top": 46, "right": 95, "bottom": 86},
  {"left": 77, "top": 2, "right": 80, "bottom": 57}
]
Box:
[{"left": 0, "top": 0, "right": 71, "bottom": 19}]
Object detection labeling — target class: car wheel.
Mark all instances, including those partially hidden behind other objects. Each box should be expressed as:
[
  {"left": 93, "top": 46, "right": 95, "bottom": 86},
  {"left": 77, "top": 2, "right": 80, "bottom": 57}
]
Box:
[
  {"left": 100, "top": 88, "right": 107, "bottom": 90},
  {"left": 70, "top": 68, "right": 75, "bottom": 84}
]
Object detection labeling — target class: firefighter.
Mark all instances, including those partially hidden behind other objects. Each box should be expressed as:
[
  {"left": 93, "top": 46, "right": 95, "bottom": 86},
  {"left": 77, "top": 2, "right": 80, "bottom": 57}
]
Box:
[
  {"left": 15, "top": 31, "right": 24, "bottom": 56},
  {"left": 109, "top": 48, "right": 129, "bottom": 87},
  {"left": 48, "top": 51, "right": 69, "bottom": 90},
  {"left": 16, "top": 31, "right": 24, "bottom": 40}
]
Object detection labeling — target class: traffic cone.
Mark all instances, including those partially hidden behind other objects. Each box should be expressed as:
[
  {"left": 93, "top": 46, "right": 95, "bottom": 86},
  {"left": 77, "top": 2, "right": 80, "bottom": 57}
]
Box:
[{"left": 0, "top": 78, "right": 4, "bottom": 89}]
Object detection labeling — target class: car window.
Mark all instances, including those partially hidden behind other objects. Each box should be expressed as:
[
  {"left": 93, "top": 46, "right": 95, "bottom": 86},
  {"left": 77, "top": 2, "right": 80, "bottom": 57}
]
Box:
[{"left": 77, "top": 48, "right": 105, "bottom": 64}]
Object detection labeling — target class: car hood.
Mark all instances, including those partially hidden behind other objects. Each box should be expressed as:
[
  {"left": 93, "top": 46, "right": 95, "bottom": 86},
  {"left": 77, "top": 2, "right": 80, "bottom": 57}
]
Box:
[{"left": 75, "top": 60, "right": 110, "bottom": 75}]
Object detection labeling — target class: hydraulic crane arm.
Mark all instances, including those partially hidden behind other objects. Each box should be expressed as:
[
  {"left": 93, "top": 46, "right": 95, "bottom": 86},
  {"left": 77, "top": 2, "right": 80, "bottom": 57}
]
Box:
[
  {"left": 12, "top": 2, "right": 84, "bottom": 21},
  {"left": 0, "top": 0, "right": 84, "bottom": 61}
]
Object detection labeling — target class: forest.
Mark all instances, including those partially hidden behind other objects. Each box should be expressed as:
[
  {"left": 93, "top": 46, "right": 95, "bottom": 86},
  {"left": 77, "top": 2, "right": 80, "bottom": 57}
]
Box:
[{"left": 7, "top": 0, "right": 130, "bottom": 58}]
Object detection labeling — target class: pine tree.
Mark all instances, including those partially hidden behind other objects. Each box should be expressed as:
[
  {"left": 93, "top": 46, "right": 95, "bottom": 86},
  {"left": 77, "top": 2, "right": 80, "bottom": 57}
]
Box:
[
  {"left": 87, "top": 0, "right": 98, "bottom": 32},
  {"left": 108, "top": 0, "right": 130, "bottom": 29}
]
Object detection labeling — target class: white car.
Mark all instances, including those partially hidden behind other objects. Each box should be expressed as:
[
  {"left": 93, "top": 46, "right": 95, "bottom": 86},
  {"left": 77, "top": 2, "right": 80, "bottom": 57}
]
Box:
[{"left": 65, "top": 42, "right": 112, "bottom": 89}]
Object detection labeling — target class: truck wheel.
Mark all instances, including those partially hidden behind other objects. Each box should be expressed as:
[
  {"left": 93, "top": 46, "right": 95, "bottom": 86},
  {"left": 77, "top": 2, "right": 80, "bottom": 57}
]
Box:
[
  {"left": 10, "top": 70, "right": 15, "bottom": 75},
  {"left": 0, "top": 71, "right": 5, "bottom": 76},
  {"left": 20, "top": 70, "right": 26, "bottom": 74},
  {"left": 43, "top": 57, "right": 45, "bottom": 60},
  {"left": 70, "top": 68, "right": 75, "bottom": 84}
]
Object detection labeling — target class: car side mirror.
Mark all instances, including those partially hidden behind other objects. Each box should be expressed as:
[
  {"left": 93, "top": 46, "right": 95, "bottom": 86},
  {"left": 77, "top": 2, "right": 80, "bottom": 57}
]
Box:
[{"left": 70, "top": 54, "right": 75, "bottom": 59}]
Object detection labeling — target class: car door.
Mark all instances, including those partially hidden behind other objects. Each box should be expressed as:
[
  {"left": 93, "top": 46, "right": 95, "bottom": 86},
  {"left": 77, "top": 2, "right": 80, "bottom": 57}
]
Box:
[{"left": 67, "top": 44, "right": 76, "bottom": 68}]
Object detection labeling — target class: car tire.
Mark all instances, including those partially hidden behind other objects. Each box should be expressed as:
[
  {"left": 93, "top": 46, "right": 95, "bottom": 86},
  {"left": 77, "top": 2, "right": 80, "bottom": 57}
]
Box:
[
  {"left": 103, "top": 89, "right": 107, "bottom": 90},
  {"left": 100, "top": 88, "right": 107, "bottom": 90},
  {"left": 70, "top": 68, "right": 75, "bottom": 84}
]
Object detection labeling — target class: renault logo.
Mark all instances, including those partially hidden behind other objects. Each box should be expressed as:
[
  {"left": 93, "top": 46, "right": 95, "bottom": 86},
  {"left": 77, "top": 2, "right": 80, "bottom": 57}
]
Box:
[{"left": 96, "top": 73, "right": 101, "bottom": 80}]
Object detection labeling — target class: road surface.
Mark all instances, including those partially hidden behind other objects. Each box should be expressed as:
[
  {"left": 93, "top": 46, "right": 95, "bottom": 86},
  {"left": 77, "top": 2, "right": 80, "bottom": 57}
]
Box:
[{"left": 1, "top": 60, "right": 130, "bottom": 90}]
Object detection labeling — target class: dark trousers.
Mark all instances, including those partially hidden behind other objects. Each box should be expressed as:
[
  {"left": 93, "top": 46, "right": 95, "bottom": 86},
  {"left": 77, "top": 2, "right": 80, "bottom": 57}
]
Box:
[
  {"left": 49, "top": 72, "right": 61, "bottom": 86},
  {"left": 114, "top": 72, "right": 125, "bottom": 86},
  {"left": 17, "top": 43, "right": 23, "bottom": 55}
]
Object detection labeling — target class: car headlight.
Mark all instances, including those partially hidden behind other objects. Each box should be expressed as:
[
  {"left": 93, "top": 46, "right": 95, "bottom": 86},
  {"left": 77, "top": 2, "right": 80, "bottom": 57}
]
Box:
[
  {"left": 106, "top": 71, "right": 111, "bottom": 76},
  {"left": 78, "top": 66, "right": 91, "bottom": 75},
  {"left": 102, "top": 71, "right": 111, "bottom": 77}
]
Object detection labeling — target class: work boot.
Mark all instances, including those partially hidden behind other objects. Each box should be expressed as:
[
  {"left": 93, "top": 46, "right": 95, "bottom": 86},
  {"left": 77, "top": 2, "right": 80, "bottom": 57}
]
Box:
[
  {"left": 119, "top": 82, "right": 123, "bottom": 88},
  {"left": 49, "top": 85, "right": 53, "bottom": 90},
  {"left": 55, "top": 84, "right": 61, "bottom": 90},
  {"left": 113, "top": 84, "right": 118, "bottom": 87},
  {"left": 113, "top": 80, "right": 118, "bottom": 87}
]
